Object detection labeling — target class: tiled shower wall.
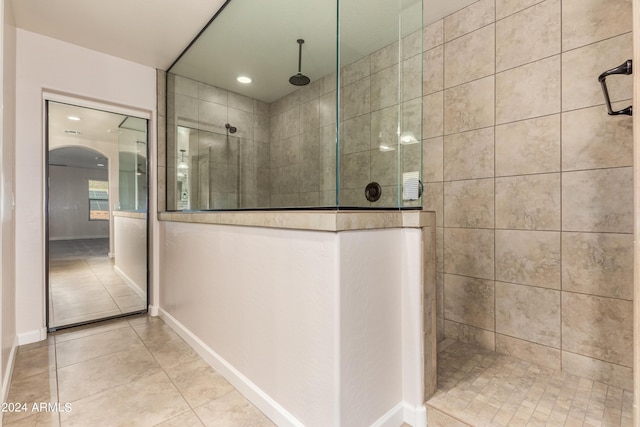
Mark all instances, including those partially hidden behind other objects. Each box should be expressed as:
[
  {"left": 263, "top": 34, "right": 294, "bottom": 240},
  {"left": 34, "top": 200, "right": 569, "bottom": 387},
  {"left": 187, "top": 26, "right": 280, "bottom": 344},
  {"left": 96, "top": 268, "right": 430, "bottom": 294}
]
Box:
[
  {"left": 165, "top": 74, "right": 271, "bottom": 209},
  {"left": 423, "top": 0, "right": 634, "bottom": 390},
  {"left": 267, "top": 32, "right": 424, "bottom": 208}
]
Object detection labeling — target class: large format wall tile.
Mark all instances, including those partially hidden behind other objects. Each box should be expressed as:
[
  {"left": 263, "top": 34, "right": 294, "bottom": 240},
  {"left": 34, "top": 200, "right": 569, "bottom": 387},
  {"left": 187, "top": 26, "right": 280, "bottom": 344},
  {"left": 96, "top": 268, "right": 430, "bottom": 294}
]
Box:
[
  {"left": 444, "top": 0, "right": 495, "bottom": 42},
  {"left": 444, "top": 179, "right": 494, "bottom": 228},
  {"left": 444, "top": 127, "right": 494, "bottom": 181},
  {"left": 562, "top": 351, "right": 632, "bottom": 391},
  {"left": 495, "top": 333, "right": 561, "bottom": 370},
  {"left": 562, "top": 167, "right": 633, "bottom": 233},
  {"left": 423, "top": 46, "right": 444, "bottom": 96},
  {"left": 495, "top": 282, "right": 560, "bottom": 347},
  {"left": 562, "top": 0, "right": 632, "bottom": 52},
  {"left": 444, "top": 320, "right": 495, "bottom": 350},
  {"left": 423, "top": 137, "right": 443, "bottom": 183},
  {"left": 496, "top": 55, "right": 560, "bottom": 124},
  {"left": 444, "top": 76, "right": 494, "bottom": 134},
  {"left": 496, "top": 0, "right": 560, "bottom": 72},
  {"left": 423, "top": 182, "right": 444, "bottom": 227},
  {"left": 423, "top": 91, "right": 444, "bottom": 138},
  {"left": 341, "top": 77, "right": 370, "bottom": 120},
  {"left": 371, "top": 64, "right": 399, "bottom": 111},
  {"left": 562, "top": 106, "right": 632, "bottom": 171},
  {"left": 562, "top": 232, "right": 633, "bottom": 300},
  {"left": 444, "top": 228, "right": 494, "bottom": 280},
  {"left": 495, "top": 230, "right": 560, "bottom": 289},
  {"left": 562, "top": 34, "right": 632, "bottom": 112},
  {"left": 495, "top": 173, "right": 560, "bottom": 230},
  {"left": 496, "top": 0, "right": 544, "bottom": 20},
  {"left": 562, "top": 292, "right": 633, "bottom": 367},
  {"left": 423, "top": 20, "right": 444, "bottom": 52},
  {"left": 495, "top": 114, "right": 560, "bottom": 176},
  {"left": 340, "top": 151, "right": 370, "bottom": 189},
  {"left": 444, "top": 24, "right": 495, "bottom": 88},
  {"left": 371, "top": 41, "right": 399, "bottom": 75},
  {"left": 341, "top": 114, "right": 371, "bottom": 154},
  {"left": 403, "top": 55, "right": 423, "bottom": 101},
  {"left": 444, "top": 274, "right": 495, "bottom": 330}
]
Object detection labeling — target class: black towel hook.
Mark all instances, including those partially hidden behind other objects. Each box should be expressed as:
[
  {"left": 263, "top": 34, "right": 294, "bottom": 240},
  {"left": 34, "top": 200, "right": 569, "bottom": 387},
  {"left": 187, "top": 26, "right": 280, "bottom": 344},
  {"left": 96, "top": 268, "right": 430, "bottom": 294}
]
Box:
[{"left": 598, "top": 59, "right": 632, "bottom": 116}]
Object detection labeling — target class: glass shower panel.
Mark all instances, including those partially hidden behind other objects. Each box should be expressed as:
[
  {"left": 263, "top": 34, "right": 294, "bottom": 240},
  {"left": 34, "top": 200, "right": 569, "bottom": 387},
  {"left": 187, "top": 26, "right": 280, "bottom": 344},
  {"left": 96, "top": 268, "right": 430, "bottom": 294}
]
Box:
[
  {"left": 176, "top": 126, "right": 261, "bottom": 210},
  {"left": 118, "top": 117, "right": 148, "bottom": 211},
  {"left": 165, "top": 0, "right": 422, "bottom": 210},
  {"left": 338, "top": 0, "right": 423, "bottom": 208}
]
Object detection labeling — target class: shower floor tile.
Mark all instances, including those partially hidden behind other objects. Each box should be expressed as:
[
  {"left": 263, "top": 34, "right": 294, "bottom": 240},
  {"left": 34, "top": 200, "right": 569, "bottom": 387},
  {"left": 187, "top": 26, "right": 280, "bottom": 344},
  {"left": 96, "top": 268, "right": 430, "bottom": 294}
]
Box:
[{"left": 427, "top": 340, "right": 633, "bottom": 427}]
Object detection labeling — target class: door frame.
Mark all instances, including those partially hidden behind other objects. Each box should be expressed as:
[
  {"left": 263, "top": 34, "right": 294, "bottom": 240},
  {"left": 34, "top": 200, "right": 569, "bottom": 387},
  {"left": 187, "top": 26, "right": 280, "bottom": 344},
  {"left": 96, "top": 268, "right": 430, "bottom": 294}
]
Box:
[
  {"left": 633, "top": 0, "right": 639, "bottom": 423},
  {"left": 43, "top": 92, "right": 152, "bottom": 331}
]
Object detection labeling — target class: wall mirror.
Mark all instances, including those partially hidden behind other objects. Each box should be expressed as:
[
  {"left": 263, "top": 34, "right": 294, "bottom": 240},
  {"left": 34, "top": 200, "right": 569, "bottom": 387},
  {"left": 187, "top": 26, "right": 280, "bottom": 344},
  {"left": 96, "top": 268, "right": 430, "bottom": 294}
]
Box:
[
  {"left": 47, "top": 101, "right": 148, "bottom": 330},
  {"left": 166, "top": 0, "right": 423, "bottom": 210}
]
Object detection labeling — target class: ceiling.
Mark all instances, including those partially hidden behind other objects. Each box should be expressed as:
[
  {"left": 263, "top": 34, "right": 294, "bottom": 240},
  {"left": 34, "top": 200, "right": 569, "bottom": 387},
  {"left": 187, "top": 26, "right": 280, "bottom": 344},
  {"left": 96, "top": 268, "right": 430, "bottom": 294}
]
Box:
[
  {"left": 48, "top": 102, "right": 143, "bottom": 170},
  {"left": 10, "top": 0, "right": 227, "bottom": 70},
  {"left": 13, "top": 0, "right": 475, "bottom": 166}
]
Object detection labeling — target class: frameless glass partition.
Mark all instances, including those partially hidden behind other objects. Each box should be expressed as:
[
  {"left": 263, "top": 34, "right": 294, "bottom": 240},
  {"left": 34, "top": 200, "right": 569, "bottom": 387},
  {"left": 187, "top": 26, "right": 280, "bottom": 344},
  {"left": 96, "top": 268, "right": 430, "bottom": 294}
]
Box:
[
  {"left": 166, "top": 0, "right": 422, "bottom": 210},
  {"left": 117, "top": 117, "right": 148, "bottom": 211}
]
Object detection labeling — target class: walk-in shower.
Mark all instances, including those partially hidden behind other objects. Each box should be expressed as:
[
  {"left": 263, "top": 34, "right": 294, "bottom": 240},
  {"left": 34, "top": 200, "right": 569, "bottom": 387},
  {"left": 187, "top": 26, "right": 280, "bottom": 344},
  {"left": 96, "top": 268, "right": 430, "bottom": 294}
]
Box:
[{"left": 165, "top": 0, "right": 423, "bottom": 210}]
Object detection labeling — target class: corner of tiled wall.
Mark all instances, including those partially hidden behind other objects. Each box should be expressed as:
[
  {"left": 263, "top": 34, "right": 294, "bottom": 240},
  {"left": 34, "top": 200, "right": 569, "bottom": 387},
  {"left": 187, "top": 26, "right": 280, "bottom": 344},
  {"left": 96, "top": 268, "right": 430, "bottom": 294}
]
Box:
[{"left": 423, "top": 0, "right": 633, "bottom": 390}]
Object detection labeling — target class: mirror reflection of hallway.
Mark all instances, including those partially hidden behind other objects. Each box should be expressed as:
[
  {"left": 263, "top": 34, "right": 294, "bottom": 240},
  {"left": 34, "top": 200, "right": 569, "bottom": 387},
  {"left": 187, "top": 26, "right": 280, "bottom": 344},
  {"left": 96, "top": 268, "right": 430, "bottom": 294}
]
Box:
[{"left": 47, "top": 101, "right": 148, "bottom": 330}]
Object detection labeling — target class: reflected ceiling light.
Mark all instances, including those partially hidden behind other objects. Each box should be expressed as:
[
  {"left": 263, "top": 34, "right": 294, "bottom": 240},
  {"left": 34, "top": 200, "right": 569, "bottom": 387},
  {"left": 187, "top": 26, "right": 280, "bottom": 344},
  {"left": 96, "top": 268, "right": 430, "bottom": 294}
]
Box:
[
  {"left": 379, "top": 144, "right": 395, "bottom": 152},
  {"left": 67, "top": 115, "right": 81, "bottom": 121},
  {"left": 237, "top": 76, "right": 252, "bottom": 84},
  {"left": 97, "top": 163, "right": 105, "bottom": 167},
  {"left": 400, "top": 131, "right": 418, "bottom": 145},
  {"left": 64, "top": 129, "right": 82, "bottom": 135}
]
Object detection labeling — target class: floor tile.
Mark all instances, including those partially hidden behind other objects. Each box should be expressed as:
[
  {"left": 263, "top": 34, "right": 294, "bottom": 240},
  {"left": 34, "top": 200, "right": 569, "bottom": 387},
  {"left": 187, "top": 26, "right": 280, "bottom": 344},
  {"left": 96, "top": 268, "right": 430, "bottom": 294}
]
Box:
[
  {"left": 59, "top": 371, "right": 190, "bottom": 427},
  {"left": 154, "top": 410, "right": 205, "bottom": 427},
  {"left": 55, "top": 327, "right": 144, "bottom": 367},
  {"left": 165, "top": 359, "right": 235, "bottom": 407},
  {"left": 194, "top": 390, "right": 276, "bottom": 427},
  {"left": 57, "top": 345, "right": 161, "bottom": 403}
]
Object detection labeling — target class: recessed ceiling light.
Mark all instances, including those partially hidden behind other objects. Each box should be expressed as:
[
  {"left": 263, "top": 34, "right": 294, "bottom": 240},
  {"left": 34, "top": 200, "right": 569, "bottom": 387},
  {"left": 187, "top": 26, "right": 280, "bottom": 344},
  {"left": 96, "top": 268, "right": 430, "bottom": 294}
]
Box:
[
  {"left": 64, "top": 129, "right": 82, "bottom": 135},
  {"left": 67, "top": 115, "right": 81, "bottom": 121},
  {"left": 237, "top": 76, "right": 252, "bottom": 84}
]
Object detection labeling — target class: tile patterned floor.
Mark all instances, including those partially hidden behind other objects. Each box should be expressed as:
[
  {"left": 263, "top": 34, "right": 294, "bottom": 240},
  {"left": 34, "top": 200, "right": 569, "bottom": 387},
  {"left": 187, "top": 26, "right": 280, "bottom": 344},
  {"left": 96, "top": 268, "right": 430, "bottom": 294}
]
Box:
[
  {"left": 49, "top": 239, "right": 146, "bottom": 327},
  {"left": 427, "top": 340, "right": 633, "bottom": 427},
  {"left": 3, "top": 316, "right": 275, "bottom": 426}
]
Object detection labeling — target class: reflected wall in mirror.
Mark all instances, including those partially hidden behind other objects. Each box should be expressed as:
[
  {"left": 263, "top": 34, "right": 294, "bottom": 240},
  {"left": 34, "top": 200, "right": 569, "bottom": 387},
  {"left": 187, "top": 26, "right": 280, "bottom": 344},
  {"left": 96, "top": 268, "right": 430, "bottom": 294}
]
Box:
[
  {"left": 47, "top": 101, "right": 148, "bottom": 330},
  {"left": 166, "top": 0, "right": 422, "bottom": 210}
]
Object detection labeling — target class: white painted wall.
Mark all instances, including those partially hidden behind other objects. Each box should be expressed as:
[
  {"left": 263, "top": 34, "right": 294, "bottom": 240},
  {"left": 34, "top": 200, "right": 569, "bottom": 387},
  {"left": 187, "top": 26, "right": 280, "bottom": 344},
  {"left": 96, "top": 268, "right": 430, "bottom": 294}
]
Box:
[
  {"left": 159, "top": 221, "right": 425, "bottom": 426},
  {"left": 15, "top": 29, "right": 156, "bottom": 340},
  {"left": 114, "top": 215, "right": 146, "bottom": 296},
  {"left": 48, "top": 165, "right": 109, "bottom": 240},
  {"left": 0, "top": 0, "right": 17, "bottom": 401}
]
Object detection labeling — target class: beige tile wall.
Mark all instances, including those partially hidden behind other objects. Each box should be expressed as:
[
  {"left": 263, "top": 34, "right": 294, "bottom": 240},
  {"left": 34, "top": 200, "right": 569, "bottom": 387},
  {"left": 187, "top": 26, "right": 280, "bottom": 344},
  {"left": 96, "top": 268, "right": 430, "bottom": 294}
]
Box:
[{"left": 423, "top": 0, "right": 633, "bottom": 390}]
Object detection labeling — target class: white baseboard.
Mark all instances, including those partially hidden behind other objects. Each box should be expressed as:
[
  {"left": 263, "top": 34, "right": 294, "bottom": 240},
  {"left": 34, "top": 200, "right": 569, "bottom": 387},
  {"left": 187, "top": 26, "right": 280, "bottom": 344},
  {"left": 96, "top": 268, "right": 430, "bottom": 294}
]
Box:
[
  {"left": 1, "top": 336, "right": 18, "bottom": 403},
  {"left": 113, "top": 266, "right": 145, "bottom": 299},
  {"left": 404, "top": 403, "right": 427, "bottom": 427},
  {"left": 17, "top": 328, "right": 47, "bottom": 346},
  {"left": 372, "top": 402, "right": 406, "bottom": 427},
  {"left": 148, "top": 305, "right": 159, "bottom": 316},
  {"left": 158, "top": 308, "right": 304, "bottom": 427}
]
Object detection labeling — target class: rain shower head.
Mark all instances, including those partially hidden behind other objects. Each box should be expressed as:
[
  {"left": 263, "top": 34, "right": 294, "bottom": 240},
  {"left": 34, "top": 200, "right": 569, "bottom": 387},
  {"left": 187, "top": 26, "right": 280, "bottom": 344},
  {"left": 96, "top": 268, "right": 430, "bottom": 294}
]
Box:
[{"left": 289, "top": 39, "right": 310, "bottom": 86}]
